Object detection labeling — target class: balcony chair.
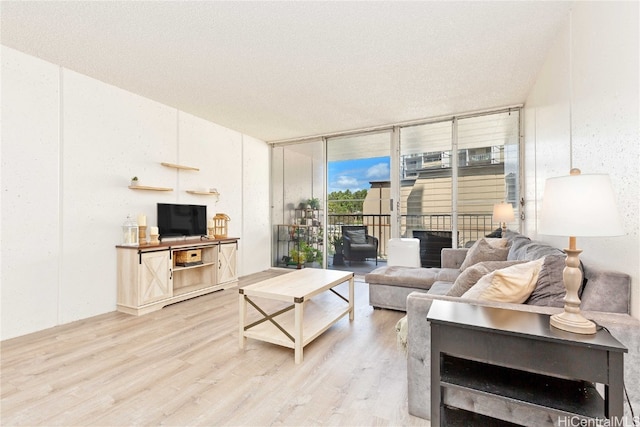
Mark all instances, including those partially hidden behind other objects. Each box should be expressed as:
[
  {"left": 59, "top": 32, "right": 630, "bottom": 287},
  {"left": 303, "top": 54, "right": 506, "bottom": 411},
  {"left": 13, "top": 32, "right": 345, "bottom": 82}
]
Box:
[{"left": 342, "top": 225, "right": 378, "bottom": 265}]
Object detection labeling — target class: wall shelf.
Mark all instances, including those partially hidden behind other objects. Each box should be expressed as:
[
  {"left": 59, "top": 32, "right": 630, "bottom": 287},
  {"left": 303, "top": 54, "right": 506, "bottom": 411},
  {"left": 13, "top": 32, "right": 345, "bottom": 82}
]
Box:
[
  {"left": 186, "top": 190, "right": 220, "bottom": 196},
  {"left": 161, "top": 162, "right": 200, "bottom": 171},
  {"left": 128, "top": 185, "right": 173, "bottom": 192}
]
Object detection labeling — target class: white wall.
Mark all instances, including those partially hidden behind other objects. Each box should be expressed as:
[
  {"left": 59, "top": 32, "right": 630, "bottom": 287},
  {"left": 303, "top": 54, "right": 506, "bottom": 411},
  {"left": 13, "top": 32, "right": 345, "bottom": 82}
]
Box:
[
  {"left": 523, "top": 2, "right": 639, "bottom": 318},
  {"left": 1, "top": 47, "right": 271, "bottom": 340}
]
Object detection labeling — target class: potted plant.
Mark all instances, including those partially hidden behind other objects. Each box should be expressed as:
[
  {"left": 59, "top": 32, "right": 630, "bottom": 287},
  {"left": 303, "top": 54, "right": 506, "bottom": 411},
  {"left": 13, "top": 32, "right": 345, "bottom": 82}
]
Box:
[
  {"left": 307, "top": 197, "right": 321, "bottom": 210},
  {"left": 313, "top": 248, "right": 323, "bottom": 266},
  {"left": 301, "top": 242, "right": 316, "bottom": 267},
  {"left": 130, "top": 176, "right": 139, "bottom": 186},
  {"left": 289, "top": 247, "right": 306, "bottom": 269},
  {"left": 330, "top": 234, "right": 343, "bottom": 254},
  {"left": 330, "top": 233, "right": 345, "bottom": 266}
]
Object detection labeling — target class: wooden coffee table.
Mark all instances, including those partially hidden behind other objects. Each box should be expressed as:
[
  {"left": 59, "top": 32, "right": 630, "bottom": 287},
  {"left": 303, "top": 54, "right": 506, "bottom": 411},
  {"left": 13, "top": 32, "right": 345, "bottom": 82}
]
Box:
[{"left": 238, "top": 269, "right": 354, "bottom": 363}]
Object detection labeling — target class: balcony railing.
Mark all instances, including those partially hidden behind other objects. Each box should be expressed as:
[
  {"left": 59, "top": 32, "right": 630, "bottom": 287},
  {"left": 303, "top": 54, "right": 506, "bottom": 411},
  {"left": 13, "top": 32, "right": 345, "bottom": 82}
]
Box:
[{"left": 328, "top": 213, "right": 495, "bottom": 258}]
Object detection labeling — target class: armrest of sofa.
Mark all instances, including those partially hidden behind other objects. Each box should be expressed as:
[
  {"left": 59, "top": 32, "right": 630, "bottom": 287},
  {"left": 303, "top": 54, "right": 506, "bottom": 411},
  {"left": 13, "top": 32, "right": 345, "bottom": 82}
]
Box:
[
  {"left": 406, "top": 291, "right": 640, "bottom": 421},
  {"left": 440, "top": 248, "right": 468, "bottom": 269}
]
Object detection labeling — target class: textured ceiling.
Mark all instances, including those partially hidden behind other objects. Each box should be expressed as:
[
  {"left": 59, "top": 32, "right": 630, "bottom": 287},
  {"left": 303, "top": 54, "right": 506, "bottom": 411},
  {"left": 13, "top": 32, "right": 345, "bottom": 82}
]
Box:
[{"left": 1, "top": 1, "right": 571, "bottom": 142}]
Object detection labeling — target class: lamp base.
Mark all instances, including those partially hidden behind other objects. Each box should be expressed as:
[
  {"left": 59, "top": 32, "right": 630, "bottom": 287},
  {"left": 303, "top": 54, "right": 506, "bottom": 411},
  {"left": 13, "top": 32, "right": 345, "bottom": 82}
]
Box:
[{"left": 550, "top": 311, "right": 596, "bottom": 334}]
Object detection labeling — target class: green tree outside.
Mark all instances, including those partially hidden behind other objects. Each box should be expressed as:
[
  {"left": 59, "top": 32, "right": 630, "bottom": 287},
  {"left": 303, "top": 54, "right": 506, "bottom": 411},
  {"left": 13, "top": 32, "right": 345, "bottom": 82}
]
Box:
[{"left": 327, "top": 189, "right": 368, "bottom": 214}]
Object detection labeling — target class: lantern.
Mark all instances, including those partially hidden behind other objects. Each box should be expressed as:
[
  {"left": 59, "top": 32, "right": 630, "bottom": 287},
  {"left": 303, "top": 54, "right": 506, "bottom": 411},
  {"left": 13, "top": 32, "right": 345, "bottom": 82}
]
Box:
[
  {"left": 122, "top": 215, "right": 139, "bottom": 246},
  {"left": 213, "top": 213, "right": 230, "bottom": 239}
]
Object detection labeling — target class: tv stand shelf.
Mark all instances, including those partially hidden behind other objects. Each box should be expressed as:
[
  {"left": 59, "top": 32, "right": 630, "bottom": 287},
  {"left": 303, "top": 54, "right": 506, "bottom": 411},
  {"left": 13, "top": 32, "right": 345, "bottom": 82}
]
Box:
[{"left": 116, "top": 238, "right": 238, "bottom": 315}]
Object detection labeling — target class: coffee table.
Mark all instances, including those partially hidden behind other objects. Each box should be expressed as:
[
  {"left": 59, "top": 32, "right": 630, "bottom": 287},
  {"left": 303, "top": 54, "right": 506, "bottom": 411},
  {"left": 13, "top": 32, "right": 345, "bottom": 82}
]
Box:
[{"left": 238, "top": 269, "right": 354, "bottom": 363}]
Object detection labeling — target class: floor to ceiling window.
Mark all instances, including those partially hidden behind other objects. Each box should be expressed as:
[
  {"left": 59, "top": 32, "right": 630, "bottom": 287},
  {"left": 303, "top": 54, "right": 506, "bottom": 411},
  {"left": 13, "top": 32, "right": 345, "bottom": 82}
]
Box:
[
  {"left": 271, "top": 141, "right": 325, "bottom": 269},
  {"left": 456, "top": 111, "right": 520, "bottom": 245},
  {"left": 326, "top": 131, "right": 392, "bottom": 268},
  {"left": 271, "top": 107, "right": 521, "bottom": 271},
  {"left": 399, "top": 109, "right": 520, "bottom": 256}
]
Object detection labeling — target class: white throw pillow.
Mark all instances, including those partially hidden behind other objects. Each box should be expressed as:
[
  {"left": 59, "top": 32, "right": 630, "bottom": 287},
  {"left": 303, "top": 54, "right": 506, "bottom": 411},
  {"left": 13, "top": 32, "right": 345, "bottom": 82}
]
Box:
[{"left": 462, "top": 258, "right": 545, "bottom": 303}]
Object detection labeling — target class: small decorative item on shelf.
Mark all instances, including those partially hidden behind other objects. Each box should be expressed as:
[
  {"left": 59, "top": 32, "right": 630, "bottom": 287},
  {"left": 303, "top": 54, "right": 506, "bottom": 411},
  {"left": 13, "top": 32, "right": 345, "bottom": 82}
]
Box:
[
  {"left": 121, "top": 215, "right": 139, "bottom": 246},
  {"left": 130, "top": 176, "right": 139, "bottom": 186},
  {"left": 137, "top": 213, "right": 147, "bottom": 245},
  {"left": 212, "top": 213, "right": 230, "bottom": 238},
  {"left": 149, "top": 226, "right": 160, "bottom": 245}
]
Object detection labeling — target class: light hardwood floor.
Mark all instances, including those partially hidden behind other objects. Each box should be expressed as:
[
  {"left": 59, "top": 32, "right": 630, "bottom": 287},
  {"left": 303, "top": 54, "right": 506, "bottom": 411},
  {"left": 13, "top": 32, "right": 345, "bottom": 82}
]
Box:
[{"left": 1, "top": 270, "right": 430, "bottom": 426}]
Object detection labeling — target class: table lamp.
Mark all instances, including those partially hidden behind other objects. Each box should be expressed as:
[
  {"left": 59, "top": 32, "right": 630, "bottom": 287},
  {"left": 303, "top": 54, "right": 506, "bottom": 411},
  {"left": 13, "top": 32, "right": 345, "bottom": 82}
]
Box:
[
  {"left": 539, "top": 169, "right": 624, "bottom": 334},
  {"left": 493, "top": 202, "right": 515, "bottom": 236}
]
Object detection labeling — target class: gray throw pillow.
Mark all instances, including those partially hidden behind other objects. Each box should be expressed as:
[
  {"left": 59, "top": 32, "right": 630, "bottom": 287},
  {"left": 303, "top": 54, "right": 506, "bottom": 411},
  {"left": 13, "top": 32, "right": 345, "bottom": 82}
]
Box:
[
  {"left": 346, "top": 229, "right": 366, "bottom": 244},
  {"left": 459, "top": 238, "right": 510, "bottom": 271},
  {"left": 447, "top": 260, "right": 525, "bottom": 297},
  {"left": 525, "top": 255, "right": 567, "bottom": 307},
  {"left": 507, "top": 235, "right": 533, "bottom": 260}
]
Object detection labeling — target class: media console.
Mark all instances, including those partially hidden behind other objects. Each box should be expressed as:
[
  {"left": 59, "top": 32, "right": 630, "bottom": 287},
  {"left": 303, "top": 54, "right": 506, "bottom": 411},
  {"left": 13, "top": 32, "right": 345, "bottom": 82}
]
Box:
[{"left": 116, "top": 238, "right": 238, "bottom": 315}]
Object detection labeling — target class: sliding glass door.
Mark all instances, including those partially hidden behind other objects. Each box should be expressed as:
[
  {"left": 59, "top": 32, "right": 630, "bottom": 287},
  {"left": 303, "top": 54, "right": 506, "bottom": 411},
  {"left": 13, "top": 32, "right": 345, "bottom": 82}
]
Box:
[
  {"left": 271, "top": 108, "right": 521, "bottom": 270},
  {"left": 399, "top": 109, "right": 520, "bottom": 259},
  {"left": 456, "top": 111, "right": 520, "bottom": 245},
  {"left": 326, "top": 131, "right": 392, "bottom": 267}
]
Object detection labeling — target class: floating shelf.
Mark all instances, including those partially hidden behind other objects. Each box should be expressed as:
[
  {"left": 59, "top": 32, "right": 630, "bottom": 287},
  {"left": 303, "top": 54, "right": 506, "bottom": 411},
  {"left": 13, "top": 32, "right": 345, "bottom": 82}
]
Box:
[
  {"left": 186, "top": 190, "right": 220, "bottom": 196},
  {"left": 161, "top": 162, "right": 200, "bottom": 171},
  {"left": 128, "top": 185, "right": 173, "bottom": 191}
]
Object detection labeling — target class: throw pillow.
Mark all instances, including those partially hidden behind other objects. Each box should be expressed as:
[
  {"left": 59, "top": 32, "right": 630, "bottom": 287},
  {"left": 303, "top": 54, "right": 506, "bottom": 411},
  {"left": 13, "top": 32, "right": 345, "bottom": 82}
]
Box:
[
  {"left": 526, "top": 254, "right": 567, "bottom": 307},
  {"left": 446, "top": 260, "right": 525, "bottom": 297},
  {"left": 459, "top": 238, "right": 510, "bottom": 271},
  {"left": 462, "top": 258, "right": 545, "bottom": 303},
  {"left": 345, "top": 229, "right": 366, "bottom": 244},
  {"left": 507, "top": 234, "right": 533, "bottom": 260}
]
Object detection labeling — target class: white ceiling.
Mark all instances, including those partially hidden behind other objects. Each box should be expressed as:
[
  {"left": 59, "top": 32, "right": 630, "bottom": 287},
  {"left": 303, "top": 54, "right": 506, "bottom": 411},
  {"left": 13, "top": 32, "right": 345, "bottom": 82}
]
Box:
[{"left": 1, "top": 1, "right": 572, "bottom": 142}]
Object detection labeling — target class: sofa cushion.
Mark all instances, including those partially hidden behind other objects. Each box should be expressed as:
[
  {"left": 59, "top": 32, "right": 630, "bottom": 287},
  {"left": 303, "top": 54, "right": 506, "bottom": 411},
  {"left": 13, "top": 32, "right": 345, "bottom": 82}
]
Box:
[
  {"left": 459, "top": 238, "right": 510, "bottom": 271},
  {"left": 345, "top": 229, "right": 366, "bottom": 244},
  {"left": 427, "top": 282, "right": 452, "bottom": 296},
  {"left": 364, "top": 266, "right": 439, "bottom": 290},
  {"left": 462, "top": 258, "right": 544, "bottom": 303},
  {"left": 435, "top": 268, "right": 463, "bottom": 283},
  {"left": 446, "top": 260, "right": 526, "bottom": 297}
]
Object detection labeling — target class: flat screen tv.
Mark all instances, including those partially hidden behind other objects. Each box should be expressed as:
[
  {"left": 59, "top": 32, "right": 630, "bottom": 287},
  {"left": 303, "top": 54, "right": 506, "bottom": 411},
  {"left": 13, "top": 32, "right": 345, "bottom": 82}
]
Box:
[{"left": 157, "top": 203, "right": 207, "bottom": 239}]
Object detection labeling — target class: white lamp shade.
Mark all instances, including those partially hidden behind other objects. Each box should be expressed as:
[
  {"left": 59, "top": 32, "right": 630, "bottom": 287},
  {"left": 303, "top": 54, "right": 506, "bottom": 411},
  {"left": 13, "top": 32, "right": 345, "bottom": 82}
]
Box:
[
  {"left": 493, "top": 202, "right": 515, "bottom": 222},
  {"left": 539, "top": 173, "right": 624, "bottom": 237}
]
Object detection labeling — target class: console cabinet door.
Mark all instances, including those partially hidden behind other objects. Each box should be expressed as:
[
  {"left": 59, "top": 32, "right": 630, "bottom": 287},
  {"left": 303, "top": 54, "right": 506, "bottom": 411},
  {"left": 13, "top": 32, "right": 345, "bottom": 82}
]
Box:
[
  {"left": 218, "top": 241, "right": 238, "bottom": 285},
  {"left": 138, "top": 251, "right": 172, "bottom": 305}
]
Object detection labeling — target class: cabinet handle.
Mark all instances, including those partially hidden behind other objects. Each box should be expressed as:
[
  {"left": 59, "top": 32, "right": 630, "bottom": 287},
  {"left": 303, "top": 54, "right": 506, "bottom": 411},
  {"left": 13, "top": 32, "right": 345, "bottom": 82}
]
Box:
[
  {"left": 219, "top": 260, "right": 222, "bottom": 269},
  {"left": 169, "top": 268, "right": 173, "bottom": 280}
]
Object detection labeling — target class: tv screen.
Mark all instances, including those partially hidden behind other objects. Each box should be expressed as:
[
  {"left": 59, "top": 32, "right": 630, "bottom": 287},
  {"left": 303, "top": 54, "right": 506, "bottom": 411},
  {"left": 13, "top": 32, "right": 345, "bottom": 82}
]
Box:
[{"left": 157, "top": 203, "right": 207, "bottom": 238}]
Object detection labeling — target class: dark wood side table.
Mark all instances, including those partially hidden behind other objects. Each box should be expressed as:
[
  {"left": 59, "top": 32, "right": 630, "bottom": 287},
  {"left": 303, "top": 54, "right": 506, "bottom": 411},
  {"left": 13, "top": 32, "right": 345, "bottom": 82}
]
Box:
[{"left": 427, "top": 300, "right": 627, "bottom": 426}]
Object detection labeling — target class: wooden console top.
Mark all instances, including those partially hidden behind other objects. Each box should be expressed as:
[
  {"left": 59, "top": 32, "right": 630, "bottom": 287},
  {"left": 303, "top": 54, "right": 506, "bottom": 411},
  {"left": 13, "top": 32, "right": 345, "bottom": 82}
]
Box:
[{"left": 116, "top": 237, "right": 238, "bottom": 250}]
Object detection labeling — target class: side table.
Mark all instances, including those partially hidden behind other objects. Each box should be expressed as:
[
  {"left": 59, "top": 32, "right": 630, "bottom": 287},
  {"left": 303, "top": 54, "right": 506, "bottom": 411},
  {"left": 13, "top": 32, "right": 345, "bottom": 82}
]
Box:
[{"left": 427, "top": 300, "right": 627, "bottom": 426}]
